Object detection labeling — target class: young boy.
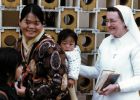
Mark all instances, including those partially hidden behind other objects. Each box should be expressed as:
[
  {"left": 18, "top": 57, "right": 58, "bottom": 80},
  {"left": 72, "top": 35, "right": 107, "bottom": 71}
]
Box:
[{"left": 57, "top": 29, "right": 81, "bottom": 100}]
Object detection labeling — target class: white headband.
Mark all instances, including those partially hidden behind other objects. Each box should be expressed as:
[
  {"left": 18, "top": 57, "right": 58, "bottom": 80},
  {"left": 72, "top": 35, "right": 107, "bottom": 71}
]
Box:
[{"left": 114, "top": 5, "right": 140, "bottom": 44}]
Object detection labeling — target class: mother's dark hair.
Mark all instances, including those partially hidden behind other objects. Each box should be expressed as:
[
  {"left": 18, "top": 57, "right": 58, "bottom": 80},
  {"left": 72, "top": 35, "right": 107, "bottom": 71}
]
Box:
[
  {"left": 0, "top": 47, "right": 22, "bottom": 83},
  {"left": 20, "top": 4, "right": 44, "bottom": 24}
]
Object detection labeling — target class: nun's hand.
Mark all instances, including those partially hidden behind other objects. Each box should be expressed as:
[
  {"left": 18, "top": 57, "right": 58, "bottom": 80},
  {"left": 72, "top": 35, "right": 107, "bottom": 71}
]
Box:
[{"left": 99, "top": 84, "right": 120, "bottom": 96}]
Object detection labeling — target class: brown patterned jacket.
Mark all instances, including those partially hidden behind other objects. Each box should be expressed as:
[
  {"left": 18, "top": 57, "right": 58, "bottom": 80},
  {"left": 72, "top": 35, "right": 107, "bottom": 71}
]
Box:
[{"left": 15, "top": 33, "right": 69, "bottom": 100}]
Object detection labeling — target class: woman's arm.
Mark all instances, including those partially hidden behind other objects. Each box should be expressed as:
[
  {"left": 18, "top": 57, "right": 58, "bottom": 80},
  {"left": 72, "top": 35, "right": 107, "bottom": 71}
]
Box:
[{"left": 118, "top": 46, "right": 140, "bottom": 92}]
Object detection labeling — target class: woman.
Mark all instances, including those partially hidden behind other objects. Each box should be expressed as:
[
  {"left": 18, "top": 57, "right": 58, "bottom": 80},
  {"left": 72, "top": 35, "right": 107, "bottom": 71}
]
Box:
[
  {"left": 80, "top": 5, "right": 140, "bottom": 100},
  {"left": 15, "top": 4, "right": 69, "bottom": 100},
  {"left": 0, "top": 47, "right": 22, "bottom": 100}
]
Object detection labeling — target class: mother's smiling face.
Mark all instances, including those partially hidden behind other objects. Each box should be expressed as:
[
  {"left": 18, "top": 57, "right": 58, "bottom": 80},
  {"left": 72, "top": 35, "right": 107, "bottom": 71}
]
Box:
[
  {"left": 19, "top": 12, "right": 43, "bottom": 40},
  {"left": 19, "top": 4, "right": 44, "bottom": 41}
]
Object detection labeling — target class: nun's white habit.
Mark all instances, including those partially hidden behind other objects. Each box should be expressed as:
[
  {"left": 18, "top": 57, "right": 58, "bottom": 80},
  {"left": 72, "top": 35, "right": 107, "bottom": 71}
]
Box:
[{"left": 80, "top": 5, "right": 140, "bottom": 100}]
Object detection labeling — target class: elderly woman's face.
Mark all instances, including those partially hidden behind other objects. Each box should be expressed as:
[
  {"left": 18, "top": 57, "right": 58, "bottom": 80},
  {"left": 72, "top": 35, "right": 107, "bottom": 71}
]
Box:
[
  {"left": 106, "top": 11, "right": 126, "bottom": 38},
  {"left": 19, "top": 12, "right": 43, "bottom": 40}
]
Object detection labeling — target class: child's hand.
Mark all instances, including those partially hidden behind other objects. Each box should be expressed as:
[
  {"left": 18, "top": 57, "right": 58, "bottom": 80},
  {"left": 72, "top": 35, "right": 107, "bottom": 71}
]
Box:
[{"left": 68, "top": 78, "right": 75, "bottom": 88}]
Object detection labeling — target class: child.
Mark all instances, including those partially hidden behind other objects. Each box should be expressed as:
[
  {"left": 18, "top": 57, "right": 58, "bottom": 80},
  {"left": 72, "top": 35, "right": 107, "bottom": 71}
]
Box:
[
  {"left": 57, "top": 29, "right": 81, "bottom": 100},
  {"left": 0, "top": 47, "right": 22, "bottom": 100}
]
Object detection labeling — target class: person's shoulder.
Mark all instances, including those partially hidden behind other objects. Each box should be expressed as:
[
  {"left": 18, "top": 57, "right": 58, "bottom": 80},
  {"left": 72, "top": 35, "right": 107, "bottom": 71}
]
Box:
[
  {"left": 44, "top": 33, "right": 53, "bottom": 39},
  {"left": 65, "top": 45, "right": 80, "bottom": 54},
  {"left": 74, "top": 45, "right": 81, "bottom": 52},
  {"left": 0, "top": 95, "right": 7, "bottom": 100},
  {"left": 65, "top": 46, "right": 81, "bottom": 59},
  {"left": 100, "top": 35, "right": 112, "bottom": 44},
  {"left": 103, "top": 35, "right": 112, "bottom": 41},
  {"left": 0, "top": 91, "right": 8, "bottom": 100},
  {"left": 99, "top": 35, "right": 112, "bottom": 49}
]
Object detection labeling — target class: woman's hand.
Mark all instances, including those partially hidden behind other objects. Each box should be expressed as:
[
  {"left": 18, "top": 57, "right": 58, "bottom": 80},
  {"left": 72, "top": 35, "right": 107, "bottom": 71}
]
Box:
[
  {"left": 99, "top": 84, "right": 120, "bottom": 96},
  {"left": 15, "top": 65, "right": 23, "bottom": 81},
  {"left": 15, "top": 81, "right": 26, "bottom": 96}
]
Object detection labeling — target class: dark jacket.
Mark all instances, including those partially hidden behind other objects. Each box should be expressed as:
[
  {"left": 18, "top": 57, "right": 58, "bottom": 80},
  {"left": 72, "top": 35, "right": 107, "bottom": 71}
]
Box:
[
  {"left": 0, "top": 82, "right": 18, "bottom": 100},
  {"left": 15, "top": 33, "right": 70, "bottom": 100}
]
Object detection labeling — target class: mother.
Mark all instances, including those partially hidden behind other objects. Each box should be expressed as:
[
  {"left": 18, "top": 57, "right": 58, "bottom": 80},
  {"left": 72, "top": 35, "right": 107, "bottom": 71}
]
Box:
[{"left": 15, "top": 4, "right": 69, "bottom": 100}]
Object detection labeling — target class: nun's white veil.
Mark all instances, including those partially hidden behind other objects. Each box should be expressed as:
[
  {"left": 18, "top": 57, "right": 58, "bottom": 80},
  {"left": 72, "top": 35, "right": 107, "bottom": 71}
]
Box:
[{"left": 114, "top": 5, "right": 140, "bottom": 44}]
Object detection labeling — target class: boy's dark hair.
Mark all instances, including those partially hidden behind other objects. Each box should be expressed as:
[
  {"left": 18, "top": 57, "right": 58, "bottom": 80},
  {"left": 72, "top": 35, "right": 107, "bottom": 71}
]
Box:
[
  {"left": 0, "top": 47, "right": 22, "bottom": 83},
  {"left": 107, "top": 6, "right": 124, "bottom": 22},
  {"left": 20, "top": 4, "right": 44, "bottom": 24},
  {"left": 57, "top": 29, "right": 78, "bottom": 45}
]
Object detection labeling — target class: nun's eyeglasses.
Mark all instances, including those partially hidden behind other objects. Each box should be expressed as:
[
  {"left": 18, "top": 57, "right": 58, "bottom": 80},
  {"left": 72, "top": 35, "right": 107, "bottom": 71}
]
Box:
[{"left": 106, "top": 19, "right": 120, "bottom": 24}]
